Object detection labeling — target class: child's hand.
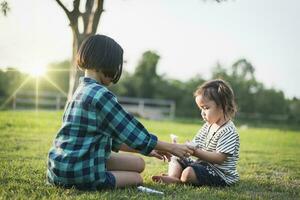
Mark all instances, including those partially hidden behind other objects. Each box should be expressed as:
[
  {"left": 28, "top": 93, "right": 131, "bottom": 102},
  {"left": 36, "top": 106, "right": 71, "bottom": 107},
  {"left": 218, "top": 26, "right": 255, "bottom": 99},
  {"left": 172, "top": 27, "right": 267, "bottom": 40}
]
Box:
[
  {"left": 149, "top": 150, "right": 172, "bottom": 162},
  {"left": 170, "top": 143, "right": 194, "bottom": 159},
  {"left": 185, "top": 140, "right": 197, "bottom": 151}
]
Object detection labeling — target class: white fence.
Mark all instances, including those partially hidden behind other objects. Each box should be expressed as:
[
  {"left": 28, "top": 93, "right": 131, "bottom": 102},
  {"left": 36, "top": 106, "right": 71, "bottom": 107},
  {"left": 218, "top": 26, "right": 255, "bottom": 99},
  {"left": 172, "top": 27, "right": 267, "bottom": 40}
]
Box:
[
  {"left": 12, "top": 91, "right": 66, "bottom": 110},
  {"left": 118, "top": 97, "right": 175, "bottom": 120},
  {"left": 12, "top": 91, "right": 176, "bottom": 120}
]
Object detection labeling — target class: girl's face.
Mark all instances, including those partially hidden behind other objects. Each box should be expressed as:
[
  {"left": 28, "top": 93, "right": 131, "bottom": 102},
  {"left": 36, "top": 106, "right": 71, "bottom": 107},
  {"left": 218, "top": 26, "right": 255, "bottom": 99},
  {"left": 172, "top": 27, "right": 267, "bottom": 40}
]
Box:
[{"left": 195, "top": 95, "right": 224, "bottom": 125}]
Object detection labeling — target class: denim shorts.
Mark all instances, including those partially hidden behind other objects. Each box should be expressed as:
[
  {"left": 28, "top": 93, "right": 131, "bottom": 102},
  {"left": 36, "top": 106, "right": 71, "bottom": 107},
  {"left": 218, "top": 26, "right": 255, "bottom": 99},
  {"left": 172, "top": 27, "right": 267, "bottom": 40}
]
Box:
[
  {"left": 96, "top": 171, "right": 116, "bottom": 189},
  {"left": 47, "top": 171, "right": 116, "bottom": 190},
  {"left": 177, "top": 158, "right": 227, "bottom": 187}
]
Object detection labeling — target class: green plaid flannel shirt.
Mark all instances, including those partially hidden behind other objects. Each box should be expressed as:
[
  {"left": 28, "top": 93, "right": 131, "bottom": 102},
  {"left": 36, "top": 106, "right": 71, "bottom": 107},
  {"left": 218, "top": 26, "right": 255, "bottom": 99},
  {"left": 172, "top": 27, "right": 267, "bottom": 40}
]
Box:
[{"left": 47, "top": 77, "right": 157, "bottom": 189}]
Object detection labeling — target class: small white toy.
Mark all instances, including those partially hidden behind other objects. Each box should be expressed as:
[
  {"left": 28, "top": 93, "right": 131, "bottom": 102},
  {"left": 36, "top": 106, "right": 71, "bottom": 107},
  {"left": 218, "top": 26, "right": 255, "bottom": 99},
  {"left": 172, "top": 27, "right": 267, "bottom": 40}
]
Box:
[
  {"left": 170, "top": 134, "right": 178, "bottom": 143},
  {"left": 137, "top": 186, "right": 164, "bottom": 195}
]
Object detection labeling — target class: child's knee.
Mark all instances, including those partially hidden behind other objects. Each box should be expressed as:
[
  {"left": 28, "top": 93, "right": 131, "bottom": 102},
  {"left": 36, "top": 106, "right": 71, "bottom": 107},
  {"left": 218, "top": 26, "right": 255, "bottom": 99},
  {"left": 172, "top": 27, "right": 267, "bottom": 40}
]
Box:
[
  {"left": 128, "top": 172, "right": 143, "bottom": 185},
  {"left": 136, "top": 174, "right": 143, "bottom": 185},
  {"left": 180, "top": 167, "right": 196, "bottom": 183},
  {"left": 135, "top": 156, "right": 145, "bottom": 173}
]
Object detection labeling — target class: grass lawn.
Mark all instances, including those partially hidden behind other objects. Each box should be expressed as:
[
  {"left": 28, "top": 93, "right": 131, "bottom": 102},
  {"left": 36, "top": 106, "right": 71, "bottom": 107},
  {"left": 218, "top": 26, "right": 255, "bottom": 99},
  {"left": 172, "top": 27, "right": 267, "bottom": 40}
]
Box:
[{"left": 0, "top": 111, "right": 299, "bottom": 199}]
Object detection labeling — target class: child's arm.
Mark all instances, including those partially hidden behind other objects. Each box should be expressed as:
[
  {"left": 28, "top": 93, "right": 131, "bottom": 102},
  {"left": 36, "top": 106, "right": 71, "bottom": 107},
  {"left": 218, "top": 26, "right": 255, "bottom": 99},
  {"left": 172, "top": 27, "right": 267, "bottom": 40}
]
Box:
[
  {"left": 97, "top": 91, "right": 193, "bottom": 158},
  {"left": 192, "top": 149, "right": 228, "bottom": 164},
  {"left": 192, "top": 126, "right": 239, "bottom": 165},
  {"left": 119, "top": 143, "right": 172, "bottom": 161},
  {"left": 118, "top": 141, "right": 194, "bottom": 159},
  {"left": 119, "top": 143, "right": 139, "bottom": 153},
  {"left": 155, "top": 141, "right": 194, "bottom": 159}
]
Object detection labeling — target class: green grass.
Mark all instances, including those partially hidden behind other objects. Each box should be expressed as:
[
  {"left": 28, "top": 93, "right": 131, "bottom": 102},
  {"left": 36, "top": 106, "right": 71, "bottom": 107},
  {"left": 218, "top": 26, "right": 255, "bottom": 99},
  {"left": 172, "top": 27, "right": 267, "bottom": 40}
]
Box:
[{"left": 0, "top": 111, "right": 299, "bottom": 200}]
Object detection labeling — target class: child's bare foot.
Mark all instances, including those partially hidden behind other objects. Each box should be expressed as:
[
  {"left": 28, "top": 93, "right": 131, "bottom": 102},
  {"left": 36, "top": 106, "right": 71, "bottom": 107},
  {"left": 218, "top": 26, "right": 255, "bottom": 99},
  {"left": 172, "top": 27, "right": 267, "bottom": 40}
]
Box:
[{"left": 152, "top": 173, "right": 181, "bottom": 184}]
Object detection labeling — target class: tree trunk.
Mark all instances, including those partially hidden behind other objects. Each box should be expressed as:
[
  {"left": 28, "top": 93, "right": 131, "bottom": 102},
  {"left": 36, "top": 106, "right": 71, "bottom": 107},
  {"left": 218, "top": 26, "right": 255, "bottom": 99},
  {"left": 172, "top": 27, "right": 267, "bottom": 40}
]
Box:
[
  {"left": 68, "top": 31, "right": 84, "bottom": 101},
  {"left": 55, "top": 0, "right": 104, "bottom": 103}
]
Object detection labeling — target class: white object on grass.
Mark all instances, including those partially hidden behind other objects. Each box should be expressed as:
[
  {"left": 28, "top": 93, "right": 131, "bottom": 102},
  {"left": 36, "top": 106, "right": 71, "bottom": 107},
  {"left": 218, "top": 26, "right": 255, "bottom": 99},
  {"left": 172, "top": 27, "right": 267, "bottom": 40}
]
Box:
[
  {"left": 170, "top": 134, "right": 178, "bottom": 143},
  {"left": 137, "top": 186, "right": 164, "bottom": 195}
]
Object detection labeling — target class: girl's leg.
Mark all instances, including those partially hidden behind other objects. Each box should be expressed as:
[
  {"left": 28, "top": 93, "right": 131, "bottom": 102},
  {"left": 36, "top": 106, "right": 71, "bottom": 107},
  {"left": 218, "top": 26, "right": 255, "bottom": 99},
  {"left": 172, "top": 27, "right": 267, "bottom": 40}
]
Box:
[
  {"left": 106, "top": 152, "right": 145, "bottom": 173},
  {"left": 168, "top": 157, "right": 183, "bottom": 178},
  {"left": 152, "top": 157, "right": 183, "bottom": 184},
  {"left": 106, "top": 153, "right": 145, "bottom": 188},
  {"left": 110, "top": 171, "right": 143, "bottom": 188},
  {"left": 180, "top": 166, "right": 198, "bottom": 184}
]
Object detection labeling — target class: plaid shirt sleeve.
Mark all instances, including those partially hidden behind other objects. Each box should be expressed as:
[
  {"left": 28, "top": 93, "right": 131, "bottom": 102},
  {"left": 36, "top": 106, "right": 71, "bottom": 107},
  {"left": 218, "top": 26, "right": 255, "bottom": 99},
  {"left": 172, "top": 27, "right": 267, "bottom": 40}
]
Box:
[
  {"left": 111, "top": 137, "right": 123, "bottom": 152},
  {"left": 95, "top": 91, "right": 157, "bottom": 155}
]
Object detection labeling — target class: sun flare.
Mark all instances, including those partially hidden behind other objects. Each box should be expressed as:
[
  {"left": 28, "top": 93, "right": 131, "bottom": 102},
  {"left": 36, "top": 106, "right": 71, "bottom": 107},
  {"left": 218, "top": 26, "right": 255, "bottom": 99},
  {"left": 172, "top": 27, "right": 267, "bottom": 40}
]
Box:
[{"left": 23, "top": 66, "right": 47, "bottom": 77}]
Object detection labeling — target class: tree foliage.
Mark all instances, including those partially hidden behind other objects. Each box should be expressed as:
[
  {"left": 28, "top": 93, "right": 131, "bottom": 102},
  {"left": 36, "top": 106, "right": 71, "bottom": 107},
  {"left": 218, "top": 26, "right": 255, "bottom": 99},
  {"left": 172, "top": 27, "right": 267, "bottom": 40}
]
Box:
[
  {"left": 1, "top": 0, "right": 298, "bottom": 122},
  {"left": 2, "top": 0, "right": 230, "bottom": 103},
  {"left": 0, "top": 0, "right": 9, "bottom": 16},
  {"left": 54, "top": 0, "right": 105, "bottom": 101},
  {"left": 212, "top": 59, "right": 289, "bottom": 121},
  {"left": 0, "top": 55, "right": 299, "bottom": 123}
]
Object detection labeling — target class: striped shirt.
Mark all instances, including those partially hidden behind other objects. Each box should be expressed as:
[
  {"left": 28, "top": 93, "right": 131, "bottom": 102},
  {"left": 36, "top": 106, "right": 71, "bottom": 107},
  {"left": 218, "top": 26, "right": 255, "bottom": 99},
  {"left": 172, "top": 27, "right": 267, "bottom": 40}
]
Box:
[
  {"left": 192, "top": 121, "right": 240, "bottom": 185},
  {"left": 47, "top": 77, "right": 157, "bottom": 189}
]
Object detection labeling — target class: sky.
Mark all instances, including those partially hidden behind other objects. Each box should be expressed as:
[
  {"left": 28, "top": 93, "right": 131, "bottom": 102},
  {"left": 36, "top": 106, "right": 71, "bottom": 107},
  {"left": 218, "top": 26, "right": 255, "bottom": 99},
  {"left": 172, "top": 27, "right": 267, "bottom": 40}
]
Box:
[{"left": 0, "top": 0, "right": 299, "bottom": 98}]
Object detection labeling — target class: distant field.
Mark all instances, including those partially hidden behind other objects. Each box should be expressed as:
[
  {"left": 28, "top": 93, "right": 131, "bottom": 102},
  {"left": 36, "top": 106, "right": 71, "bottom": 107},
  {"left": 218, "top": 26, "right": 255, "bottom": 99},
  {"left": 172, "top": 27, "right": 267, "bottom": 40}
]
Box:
[{"left": 0, "top": 111, "right": 299, "bottom": 199}]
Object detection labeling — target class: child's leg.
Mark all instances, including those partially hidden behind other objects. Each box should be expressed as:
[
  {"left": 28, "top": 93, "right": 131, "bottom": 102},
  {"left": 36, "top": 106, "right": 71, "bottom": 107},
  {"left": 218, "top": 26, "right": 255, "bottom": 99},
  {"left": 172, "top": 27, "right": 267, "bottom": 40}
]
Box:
[
  {"left": 106, "top": 152, "right": 145, "bottom": 173},
  {"left": 168, "top": 157, "right": 183, "bottom": 178},
  {"left": 180, "top": 166, "right": 198, "bottom": 184},
  {"left": 152, "top": 157, "right": 183, "bottom": 184},
  {"left": 106, "top": 152, "right": 145, "bottom": 188},
  {"left": 110, "top": 171, "right": 143, "bottom": 188}
]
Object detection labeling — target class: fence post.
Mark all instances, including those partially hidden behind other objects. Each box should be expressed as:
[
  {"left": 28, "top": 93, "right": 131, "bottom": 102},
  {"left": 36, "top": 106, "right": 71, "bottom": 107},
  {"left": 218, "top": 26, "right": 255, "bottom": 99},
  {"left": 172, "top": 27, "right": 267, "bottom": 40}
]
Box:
[
  {"left": 56, "top": 95, "right": 61, "bottom": 110},
  {"left": 138, "top": 100, "right": 145, "bottom": 117},
  {"left": 170, "top": 102, "right": 176, "bottom": 119},
  {"left": 12, "top": 95, "right": 16, "bottom": 110}
]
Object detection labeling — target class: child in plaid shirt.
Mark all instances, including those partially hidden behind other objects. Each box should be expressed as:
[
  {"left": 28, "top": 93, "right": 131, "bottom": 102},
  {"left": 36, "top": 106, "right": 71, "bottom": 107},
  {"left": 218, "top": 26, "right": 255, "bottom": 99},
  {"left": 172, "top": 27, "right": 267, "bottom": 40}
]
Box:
[{"left": 47, "top": 34, "right": 193, "bottom": 190}]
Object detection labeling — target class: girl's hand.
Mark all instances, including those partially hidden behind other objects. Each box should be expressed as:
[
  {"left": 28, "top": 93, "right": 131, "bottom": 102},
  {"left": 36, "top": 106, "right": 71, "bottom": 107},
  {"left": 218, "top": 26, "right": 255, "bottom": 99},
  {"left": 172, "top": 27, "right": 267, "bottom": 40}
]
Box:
[
  {"left": 149, "top": 150, "right": 172, "bottom": 162},
  {"left": 170, "top": 143, "right": 194, "bottom": 159},
  {"left": 185, "top": 140, "right": 197, "bottom": 151}
]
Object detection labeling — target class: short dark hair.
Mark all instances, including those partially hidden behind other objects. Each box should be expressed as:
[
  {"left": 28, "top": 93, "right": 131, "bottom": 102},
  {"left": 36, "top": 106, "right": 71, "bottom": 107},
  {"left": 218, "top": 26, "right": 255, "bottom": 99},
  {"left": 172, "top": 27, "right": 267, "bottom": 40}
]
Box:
[
  {"left": 76, "top": 34, "right": 123, "bottom": 83},
  {"left": 194, "top": 79, "right": 237, "bottom": 119}
]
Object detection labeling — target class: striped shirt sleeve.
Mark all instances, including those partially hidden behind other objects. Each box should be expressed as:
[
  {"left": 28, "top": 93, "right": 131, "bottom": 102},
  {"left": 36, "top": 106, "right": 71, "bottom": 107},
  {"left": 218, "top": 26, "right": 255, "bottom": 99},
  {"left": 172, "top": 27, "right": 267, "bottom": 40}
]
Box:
[
  {"left": 216, "top": 128, "right": 238, "bottom": 155},
  {"left": 95, "top": 91, "right": 157, "bottom": 155}
]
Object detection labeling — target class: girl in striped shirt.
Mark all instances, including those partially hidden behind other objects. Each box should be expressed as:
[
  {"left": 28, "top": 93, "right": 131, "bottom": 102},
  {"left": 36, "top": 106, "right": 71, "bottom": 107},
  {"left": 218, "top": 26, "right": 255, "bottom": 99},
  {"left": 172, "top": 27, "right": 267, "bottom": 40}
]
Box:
[{"left": 152, "top": 79, "right": 240, "bottom": 186}]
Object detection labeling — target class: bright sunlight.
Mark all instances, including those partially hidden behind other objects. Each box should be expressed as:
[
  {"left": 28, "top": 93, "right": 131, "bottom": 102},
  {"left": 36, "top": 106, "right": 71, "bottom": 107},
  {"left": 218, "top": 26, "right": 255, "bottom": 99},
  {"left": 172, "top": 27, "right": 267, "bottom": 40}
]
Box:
[{"left": 22, "top": 66, "right": 47, "bottom": 77}]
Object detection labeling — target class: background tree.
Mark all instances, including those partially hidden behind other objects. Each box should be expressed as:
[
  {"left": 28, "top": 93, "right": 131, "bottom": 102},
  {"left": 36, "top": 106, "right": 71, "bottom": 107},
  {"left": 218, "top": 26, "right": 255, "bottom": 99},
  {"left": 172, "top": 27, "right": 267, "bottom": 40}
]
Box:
[
  {"left": 54, "top": 0, "right": 228, "bottom": 102},
  {"left": 0, "top": 0, "right": 9, "bottom": 16},
  {"left": 54, "top": 0, "right": 105, "bottom": 101},
  {"left": 211, "top": 59, "right": 290, "bottom": 121},
  {"left": 288, "top": 98, "right": 300, "bottom": 123},
  {"left": 0, "top": 68, "right": 24, "bottom": 97},
  {"left": 254, "top": 88, "right": 287, "bottom": 117},
  {"left": 46, "top": 60, "right": 71, "bottom": 93},
  {"left": 1, "top": 0, "right": 228, "bottom": 102},
  {"left": 133, "top": 51, "right": 161, "bottom": 98},
  {"left": 174, "top": 76, "right": 205, "bottom": 117},
  {"left": 212, "top": 59, "right": 260, "bottom": 113}
]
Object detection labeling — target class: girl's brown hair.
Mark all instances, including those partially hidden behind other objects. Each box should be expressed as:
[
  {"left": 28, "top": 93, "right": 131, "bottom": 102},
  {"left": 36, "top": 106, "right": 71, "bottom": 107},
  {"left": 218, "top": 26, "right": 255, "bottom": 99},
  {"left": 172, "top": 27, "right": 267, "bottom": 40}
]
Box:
[
  {"left": 194, "top": 79, "right": 237, "bottom": 119},
  {"left": 76, "top": 34, "right": 123, "bottom": 84}
]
